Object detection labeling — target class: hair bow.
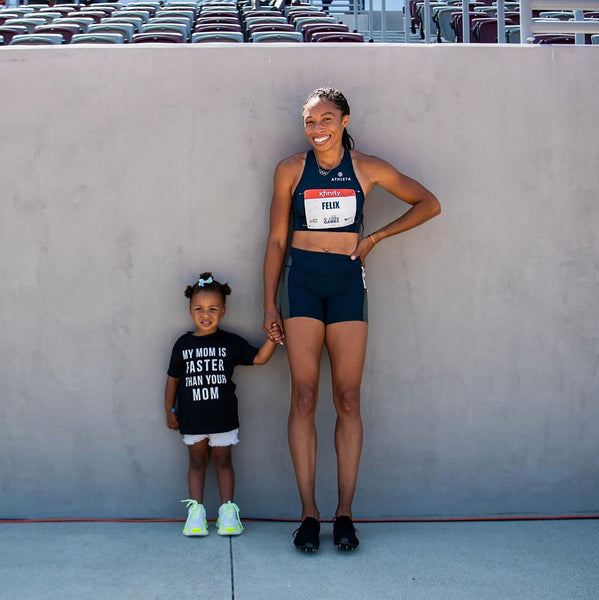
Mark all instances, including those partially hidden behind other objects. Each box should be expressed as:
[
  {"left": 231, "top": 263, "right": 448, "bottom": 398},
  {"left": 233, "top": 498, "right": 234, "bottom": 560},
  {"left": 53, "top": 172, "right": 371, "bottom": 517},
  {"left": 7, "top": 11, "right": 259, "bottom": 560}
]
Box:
[{"left": 198, "top": 276, "right": 213, "bottom": 287}]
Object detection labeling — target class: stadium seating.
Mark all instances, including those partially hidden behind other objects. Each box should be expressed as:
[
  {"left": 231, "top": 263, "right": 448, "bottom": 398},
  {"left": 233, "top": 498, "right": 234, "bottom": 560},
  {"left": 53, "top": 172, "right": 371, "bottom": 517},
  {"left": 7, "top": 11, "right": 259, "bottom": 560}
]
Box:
[
  {"left": 195, "top": 23, "right": 242, "bottom": 34},
  {"left": 451, "top": 11, "right": 487, "bottom": 42},
  {"left": 4, "top": 18, "right": 46, "bottom": 33},
  {"left": 70, "top": 11, "right": 105, "bottom": 23},
  {"left": 433, "top": 6, "right": 460, "bottom": 42},
  {"left": 28, "top": 13, "right": 61, "bottom": 23},
  {"left": 124, "top": 5, "right": 158, "bottom": 17},
  {"left": 34, "top": 23, "right": 81, "bottom": 43},
  {"left": 152, "top": 16, "right": 193, "bottom": 36},
  {"left": 0, "top": 16, "right": 20, "bottom": 27},
  {"left": 71, "top": 32, "right": 125, "bottom": 43},
  {"left": 192, "top": 30, "right": 243, "bottom": 42},
  {"left": 311, "top": 31, "right": 364, "bottom": 42},
  {"left": 58, "top": 17, "right": 96, "bottom": 32},
  {"left": 533, "top": 34, "right": 575, "bottom": 43},
  {"left": 1, "top": 9, "right": 32, "bottom": 19},
  {"left": 114, "top": 10, "right": 152, "bottom": 24},
  {"left": 88, "top": 22, "right": 135, "bottom": 42},
  {"left": 294, "top": 16, "right": 335, "bottom": 33},
  {"left": 302, "top": 22, "right": 349, "bottom": 42},
  {"left": 131, "top": 31, "right": 185, "bottom": 42},
  {"left": 2, "top": 0, "right": 593, "bottom": 46},
  {"left": 103, "top": 16, "right": 143, "bottom": 33},
  {"left": 142, "top": 22, "right": 190, "bottom": 40},
  {"left": 9, "top": 32, "right": 63, "bottom": 44},
  {"left": 471, "top": 18, "right": 515, "bottom": 43},
  {"left": 415, "top": 1, "right": 446, "bottom": 38},
  {"left": 251, "top": 30, "right": 303, "bottom": 42},
  {"left": 0, "top": 25, "right": 28, "bottom": 44}
]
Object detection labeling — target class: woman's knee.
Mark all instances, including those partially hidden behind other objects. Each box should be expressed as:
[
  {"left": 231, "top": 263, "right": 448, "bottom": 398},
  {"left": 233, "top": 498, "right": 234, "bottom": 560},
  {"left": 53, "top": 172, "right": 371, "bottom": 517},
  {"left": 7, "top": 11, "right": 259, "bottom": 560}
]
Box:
[
  {"left": 334, "top": 387, "right": 361, "bottom": 419},
  {"left": 290, "top": 384, "right": 318, "bottom": 417}
]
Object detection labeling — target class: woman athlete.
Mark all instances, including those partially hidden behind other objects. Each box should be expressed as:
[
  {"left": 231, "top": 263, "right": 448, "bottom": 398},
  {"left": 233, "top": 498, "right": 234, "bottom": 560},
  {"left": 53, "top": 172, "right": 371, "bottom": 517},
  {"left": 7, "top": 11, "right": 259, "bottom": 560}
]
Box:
[{"left": 263, "top": 87, "right": 441, "bottom": 552}]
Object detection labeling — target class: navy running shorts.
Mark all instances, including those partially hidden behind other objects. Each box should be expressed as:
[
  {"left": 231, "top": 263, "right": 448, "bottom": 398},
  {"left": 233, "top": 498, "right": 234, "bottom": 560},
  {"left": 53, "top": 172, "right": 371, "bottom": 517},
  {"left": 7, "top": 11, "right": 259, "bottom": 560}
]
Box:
[{"left": 280, "top": 247, "right": 368, "bottom": 325}]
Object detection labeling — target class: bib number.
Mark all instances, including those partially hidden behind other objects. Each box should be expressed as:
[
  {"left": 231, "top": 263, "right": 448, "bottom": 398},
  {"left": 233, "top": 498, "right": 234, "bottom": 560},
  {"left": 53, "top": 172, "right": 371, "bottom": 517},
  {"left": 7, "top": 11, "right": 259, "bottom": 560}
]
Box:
[{"left": 304, "top": 189, "right": 356, "bottom": 230}]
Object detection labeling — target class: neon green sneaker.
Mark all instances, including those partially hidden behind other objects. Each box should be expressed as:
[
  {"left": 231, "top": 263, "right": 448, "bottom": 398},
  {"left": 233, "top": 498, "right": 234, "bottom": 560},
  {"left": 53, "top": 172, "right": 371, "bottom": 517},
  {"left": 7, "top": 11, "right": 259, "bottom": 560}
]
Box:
[
  {"left": 216, "top": 501, "right": 244, "bottom": 536},
  {"left": 181, "top": 499, "right": 208, "bottom": 537}
]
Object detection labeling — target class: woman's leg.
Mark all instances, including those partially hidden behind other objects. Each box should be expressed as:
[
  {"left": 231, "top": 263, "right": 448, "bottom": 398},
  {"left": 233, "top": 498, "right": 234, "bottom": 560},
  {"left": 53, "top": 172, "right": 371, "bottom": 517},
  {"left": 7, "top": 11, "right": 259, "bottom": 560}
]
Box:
[
  {"left": 211, "top": 445, "right": 234, "bottom": 503},
  {"left": 325, "top": 321, "right": 368, "bottom": 518},
  {"left": 187, "top": 439, "right": 210, "bottom": 502},
  {"left": 284, "top": 316, "right": 325, "bottom": 520}
]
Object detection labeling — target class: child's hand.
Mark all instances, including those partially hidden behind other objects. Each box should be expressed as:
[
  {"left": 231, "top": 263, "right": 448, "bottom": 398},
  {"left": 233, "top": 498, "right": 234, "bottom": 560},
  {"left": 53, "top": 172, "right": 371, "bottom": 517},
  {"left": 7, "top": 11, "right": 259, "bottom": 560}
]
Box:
[
  {"left": 166, "top": 410, "right": 179, "bottom": 430},
  {"left": 268, "top": 322, "right": 285, "bottom": 346}
]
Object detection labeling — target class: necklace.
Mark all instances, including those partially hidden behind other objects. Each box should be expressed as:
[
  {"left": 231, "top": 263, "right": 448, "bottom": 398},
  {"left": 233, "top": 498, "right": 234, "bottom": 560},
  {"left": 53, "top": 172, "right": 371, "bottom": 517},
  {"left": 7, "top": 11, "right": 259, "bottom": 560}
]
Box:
[{"left": 314, "top": 151, "right": 343, "bottom": 177}]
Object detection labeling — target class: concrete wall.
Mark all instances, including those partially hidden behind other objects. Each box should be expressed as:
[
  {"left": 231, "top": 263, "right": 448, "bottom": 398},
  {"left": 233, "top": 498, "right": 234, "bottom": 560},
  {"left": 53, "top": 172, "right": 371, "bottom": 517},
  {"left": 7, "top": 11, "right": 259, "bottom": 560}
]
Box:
[{"left": 1, "top": 45, "right": 597, "bottom": 520}]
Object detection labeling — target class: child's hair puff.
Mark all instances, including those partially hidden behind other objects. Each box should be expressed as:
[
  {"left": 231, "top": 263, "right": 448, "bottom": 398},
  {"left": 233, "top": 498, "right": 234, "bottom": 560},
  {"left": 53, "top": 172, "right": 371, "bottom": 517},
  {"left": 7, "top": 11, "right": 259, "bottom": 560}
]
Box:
[{"left": 184, "top": 272, "right": 232, "bottom": 304}]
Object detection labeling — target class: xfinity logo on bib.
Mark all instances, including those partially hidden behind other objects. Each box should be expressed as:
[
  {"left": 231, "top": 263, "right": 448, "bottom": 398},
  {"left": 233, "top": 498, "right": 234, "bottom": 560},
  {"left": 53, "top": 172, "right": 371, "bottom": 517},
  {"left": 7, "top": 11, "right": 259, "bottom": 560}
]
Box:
[
  {"left": 318, "top": 190, "right": 342, "bottom": 198},
  {"left": 332, "top": 171, "right": 352, "bottom": 182}
]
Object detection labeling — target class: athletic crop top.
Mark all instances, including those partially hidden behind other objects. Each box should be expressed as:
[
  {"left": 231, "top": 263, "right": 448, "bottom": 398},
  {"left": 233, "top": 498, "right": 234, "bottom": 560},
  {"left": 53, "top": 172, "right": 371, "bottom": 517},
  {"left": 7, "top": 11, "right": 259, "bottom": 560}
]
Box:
[{"left": 292, "top": 149, "right": 365, "bottom": 233}]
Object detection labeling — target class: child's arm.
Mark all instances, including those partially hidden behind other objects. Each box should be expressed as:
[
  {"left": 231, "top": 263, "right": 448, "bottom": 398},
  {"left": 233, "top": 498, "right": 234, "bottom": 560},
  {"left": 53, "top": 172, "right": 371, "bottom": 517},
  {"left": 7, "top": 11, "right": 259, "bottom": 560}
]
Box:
[
  {"left": 165, "top": 375, "right": 179, "bottom": 430},
  {"left": 253, "top": 338, "right": 278, "bottom": 365}
]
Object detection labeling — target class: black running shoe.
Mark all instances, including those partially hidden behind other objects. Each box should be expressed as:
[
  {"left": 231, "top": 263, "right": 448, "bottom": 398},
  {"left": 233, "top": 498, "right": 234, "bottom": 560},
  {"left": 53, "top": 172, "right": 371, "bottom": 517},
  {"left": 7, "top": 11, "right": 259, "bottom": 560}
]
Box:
[
  {"left": 293, "top": 517, "right": 320, "bottom": 552},
  {"left": 333, "top": 516, "right": 359, "bottom": 550}
]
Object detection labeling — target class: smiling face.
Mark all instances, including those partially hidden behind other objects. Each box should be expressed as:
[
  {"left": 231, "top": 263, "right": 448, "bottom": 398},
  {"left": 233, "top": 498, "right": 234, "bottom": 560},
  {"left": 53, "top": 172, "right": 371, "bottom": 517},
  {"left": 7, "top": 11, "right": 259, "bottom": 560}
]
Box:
[
  {"left": 189, "top": 290, "right": 226, "bottom": 336},
  {"left": 302, "top": 97, "right": 350, "bottom": 154}
]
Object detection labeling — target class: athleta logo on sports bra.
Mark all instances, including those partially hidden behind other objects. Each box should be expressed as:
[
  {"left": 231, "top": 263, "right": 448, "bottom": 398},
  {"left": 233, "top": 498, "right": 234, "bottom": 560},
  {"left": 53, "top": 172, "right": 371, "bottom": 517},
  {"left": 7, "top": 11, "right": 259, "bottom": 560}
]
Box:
[{"left": 331, "top": 171, "right": 352, "bottom": 182}]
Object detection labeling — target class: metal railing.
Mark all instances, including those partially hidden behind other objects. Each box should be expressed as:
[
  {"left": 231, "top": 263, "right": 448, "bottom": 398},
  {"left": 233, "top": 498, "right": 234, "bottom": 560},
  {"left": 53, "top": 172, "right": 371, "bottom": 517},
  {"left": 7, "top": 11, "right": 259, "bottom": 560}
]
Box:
[
  {"left": 520, "top": 0, "right": 599, "bottom": 43},
  {"left": 395, "top": 0, "right": 599, "bottom": 43}
]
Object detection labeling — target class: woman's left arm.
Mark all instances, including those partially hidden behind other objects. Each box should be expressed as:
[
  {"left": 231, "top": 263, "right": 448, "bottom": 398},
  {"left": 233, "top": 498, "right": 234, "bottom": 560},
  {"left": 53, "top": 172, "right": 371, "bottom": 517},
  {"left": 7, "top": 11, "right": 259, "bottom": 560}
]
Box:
[{"left": 351, "top": 154, "right": 441, "bottom": 262}]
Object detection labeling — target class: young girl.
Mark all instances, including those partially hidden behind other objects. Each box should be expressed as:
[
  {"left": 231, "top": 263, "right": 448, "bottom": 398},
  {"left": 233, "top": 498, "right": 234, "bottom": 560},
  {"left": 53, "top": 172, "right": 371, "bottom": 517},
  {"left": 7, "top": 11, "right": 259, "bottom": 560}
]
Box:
[{"left": 165, "top": 272, "right": 281, "bottom": 537}]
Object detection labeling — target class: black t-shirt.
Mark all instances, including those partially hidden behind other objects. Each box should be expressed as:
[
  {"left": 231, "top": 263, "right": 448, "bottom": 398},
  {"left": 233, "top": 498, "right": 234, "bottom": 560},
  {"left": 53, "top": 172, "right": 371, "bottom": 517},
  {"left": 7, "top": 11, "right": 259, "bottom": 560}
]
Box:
[{"left": 167, "top": 329, "right": 258, "bottom": 434}]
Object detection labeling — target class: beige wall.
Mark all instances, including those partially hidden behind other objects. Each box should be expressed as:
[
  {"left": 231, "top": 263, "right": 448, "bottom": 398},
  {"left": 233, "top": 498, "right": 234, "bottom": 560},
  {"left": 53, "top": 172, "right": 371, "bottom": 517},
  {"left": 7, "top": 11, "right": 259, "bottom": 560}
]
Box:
[{"left": 1, "top": 45, "right": 598, "bottom": 518}]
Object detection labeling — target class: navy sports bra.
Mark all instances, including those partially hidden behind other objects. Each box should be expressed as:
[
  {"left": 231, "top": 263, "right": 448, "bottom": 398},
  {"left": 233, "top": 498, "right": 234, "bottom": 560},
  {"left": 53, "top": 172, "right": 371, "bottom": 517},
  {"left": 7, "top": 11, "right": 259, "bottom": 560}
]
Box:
[{"left": 292, "top": 149, "right": 365, "bottom": 233}]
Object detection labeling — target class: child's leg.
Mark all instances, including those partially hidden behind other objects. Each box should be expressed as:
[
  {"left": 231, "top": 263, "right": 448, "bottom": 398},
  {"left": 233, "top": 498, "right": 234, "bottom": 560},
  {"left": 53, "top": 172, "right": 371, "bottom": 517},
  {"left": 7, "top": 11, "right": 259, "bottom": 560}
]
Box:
[
  {"left": 187, "top": 440, "right": 210, "bottom": 502},
  {"left": 211, "top": 445, "right": 234, "bottom": 503}
]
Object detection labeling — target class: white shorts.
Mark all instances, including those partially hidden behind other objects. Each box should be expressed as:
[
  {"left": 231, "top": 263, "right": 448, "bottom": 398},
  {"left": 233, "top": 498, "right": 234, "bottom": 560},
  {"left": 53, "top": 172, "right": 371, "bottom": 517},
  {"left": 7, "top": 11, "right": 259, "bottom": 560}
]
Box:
[{"left": 182, "top": 429, "right": 239, "bottom": 447}]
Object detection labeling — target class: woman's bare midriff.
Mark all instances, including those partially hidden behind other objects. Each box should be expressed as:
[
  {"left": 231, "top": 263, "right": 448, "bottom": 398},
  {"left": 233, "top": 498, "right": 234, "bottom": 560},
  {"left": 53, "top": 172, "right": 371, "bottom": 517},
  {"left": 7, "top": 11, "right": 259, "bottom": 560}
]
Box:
[{"left": 291, "top": 231, "right": 359, "bottom": 255}]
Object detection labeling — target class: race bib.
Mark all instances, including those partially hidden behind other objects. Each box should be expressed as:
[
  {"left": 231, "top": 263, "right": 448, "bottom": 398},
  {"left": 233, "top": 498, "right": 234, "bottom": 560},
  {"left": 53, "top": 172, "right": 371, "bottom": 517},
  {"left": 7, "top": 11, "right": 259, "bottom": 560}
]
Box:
[{"left": 304, "top": 189, "right": 356, "bottom": 230}]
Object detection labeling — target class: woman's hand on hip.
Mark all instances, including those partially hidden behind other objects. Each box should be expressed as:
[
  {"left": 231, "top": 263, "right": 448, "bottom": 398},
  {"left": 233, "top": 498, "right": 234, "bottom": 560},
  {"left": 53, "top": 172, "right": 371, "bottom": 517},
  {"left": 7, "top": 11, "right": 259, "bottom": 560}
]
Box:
[{"left": 350, "top": 236, "right": 377, "bottom": 265}]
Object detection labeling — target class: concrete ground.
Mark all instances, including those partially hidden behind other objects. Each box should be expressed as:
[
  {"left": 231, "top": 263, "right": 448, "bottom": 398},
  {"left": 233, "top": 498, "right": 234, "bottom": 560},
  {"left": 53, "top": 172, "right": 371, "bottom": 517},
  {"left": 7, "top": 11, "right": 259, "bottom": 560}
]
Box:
[{"left": 1, "top": 518, "right": 598, "bottom": 600}]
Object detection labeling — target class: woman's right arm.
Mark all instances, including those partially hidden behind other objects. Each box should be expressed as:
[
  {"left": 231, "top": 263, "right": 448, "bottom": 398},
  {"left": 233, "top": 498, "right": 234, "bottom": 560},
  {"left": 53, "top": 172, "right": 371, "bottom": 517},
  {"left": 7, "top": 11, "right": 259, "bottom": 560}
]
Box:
[{"left": 263, "top": 158, "right": 295, "bottom": 337}]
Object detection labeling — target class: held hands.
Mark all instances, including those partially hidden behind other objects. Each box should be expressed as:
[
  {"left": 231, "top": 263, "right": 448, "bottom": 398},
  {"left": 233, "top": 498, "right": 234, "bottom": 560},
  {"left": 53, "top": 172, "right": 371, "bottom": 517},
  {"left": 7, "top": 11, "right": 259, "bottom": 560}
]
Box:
[
  {"left": 268, "top": 321, "right": 285, "bottom": 346},
  {"left": 264, "top": 307, "right": 285, "bottom": 345}
]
